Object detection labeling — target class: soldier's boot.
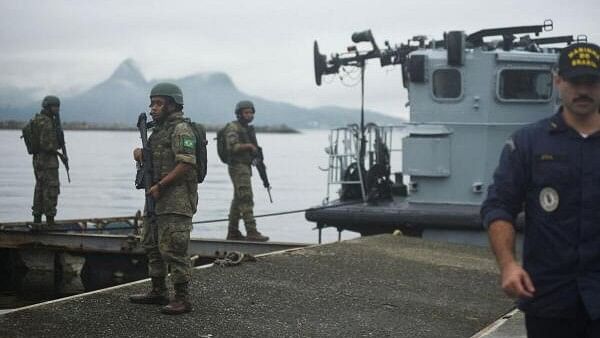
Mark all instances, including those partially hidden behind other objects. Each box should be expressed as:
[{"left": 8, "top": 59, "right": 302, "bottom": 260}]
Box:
[
  {"left": 161, "top": 282, "right": 192, "bottom": 315},
  {"left": 246, "top": 228, "right": 269, "bottom": 242},
  {"left": 46, "top": 215, "right": 55, "bottom": 227},
  {"left": 30, "top": 215, "right": 43, "bottom": 231},
  {"left": 226, "top": 228, "right": 246, "bottom": 241},
  {"left": 129, "top": 277, "right": 169, "bottom": 305}
]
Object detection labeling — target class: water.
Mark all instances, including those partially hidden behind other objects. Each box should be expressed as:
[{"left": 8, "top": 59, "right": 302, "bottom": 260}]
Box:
[{"left": 0, "top": 129, "right": 359, "bottom": 243}]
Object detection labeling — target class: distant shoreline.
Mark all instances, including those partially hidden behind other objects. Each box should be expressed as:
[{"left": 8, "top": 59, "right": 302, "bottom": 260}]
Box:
[{"left": 0, "top": 120, "right": 300, "bottom": 134}]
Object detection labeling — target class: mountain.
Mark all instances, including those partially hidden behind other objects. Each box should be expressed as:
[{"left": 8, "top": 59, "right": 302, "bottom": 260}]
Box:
[{"left": 0, "top": 59, "right": 401, "bottom": 128}]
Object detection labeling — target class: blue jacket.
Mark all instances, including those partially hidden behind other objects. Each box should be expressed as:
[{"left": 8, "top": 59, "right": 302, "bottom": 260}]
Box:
[{"left": 481, "top": 110, "right": 600, "bottom": 319}]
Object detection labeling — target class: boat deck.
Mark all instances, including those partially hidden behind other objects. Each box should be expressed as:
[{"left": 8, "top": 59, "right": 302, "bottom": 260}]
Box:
[
  {"left": 305, "top": 197, "right": 526, "bottom": 236},
  {"left": 306, "top": 198, "right": 483, "bottom": 235},
  {"left": 0, "top": 234, "right": 519, "bottom": 337}
]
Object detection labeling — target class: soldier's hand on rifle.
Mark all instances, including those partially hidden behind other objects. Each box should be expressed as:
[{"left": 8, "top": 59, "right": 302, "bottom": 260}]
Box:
[
  {"left": 243, "top": 143, "right": 258, "bottom": 154},
  {"left": 133, "top": 148, "right": 143, "bottom": 162},
  {"left": 147, "top": 183, "right": 161, "bottom": 199},
  {"left": 56, "top": 151, "right": 67, "bottom": 162}
]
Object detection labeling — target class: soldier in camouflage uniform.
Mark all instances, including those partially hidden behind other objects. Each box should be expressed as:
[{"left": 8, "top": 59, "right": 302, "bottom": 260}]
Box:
[
  {"left": 129, "top": 83, "right": 198, "bottom": 315},
  {"left": 224, "top": 100, "right": 269, "bottom": 242},
  {"left": 31, "top": 95, "right": 62, "bottom": 226}
]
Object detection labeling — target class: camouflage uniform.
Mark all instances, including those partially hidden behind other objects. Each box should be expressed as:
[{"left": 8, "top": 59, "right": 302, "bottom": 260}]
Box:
[
  {"left": 142, "top": 111, "right": 198, "bottom": 286},
  {"left": 31, "top": 110, "right": 60, "bottom": 219},
  {"left": 225, "top": 121, "right": 258, "bottom": 233}
]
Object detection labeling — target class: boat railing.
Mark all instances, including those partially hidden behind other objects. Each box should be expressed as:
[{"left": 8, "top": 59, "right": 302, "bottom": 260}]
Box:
[{"left": 323, "top": 123, "right": 407, "bottom": 203}]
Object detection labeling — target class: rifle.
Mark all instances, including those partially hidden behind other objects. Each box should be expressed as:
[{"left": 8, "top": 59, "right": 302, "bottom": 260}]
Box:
[
  {"left": 135, "top": 113, "right": 156, "bottom": 220},
  {"left": 248, "top": 126, "right": 273, "bottom": 203},
  {"left": 54, "top": 111, "right": 70, "bottom": 183}
]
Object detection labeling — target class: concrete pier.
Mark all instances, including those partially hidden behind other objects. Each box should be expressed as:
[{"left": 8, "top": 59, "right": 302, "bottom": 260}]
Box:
[{"left": 0, "top": 234, "right": 519, "bottom": 337}]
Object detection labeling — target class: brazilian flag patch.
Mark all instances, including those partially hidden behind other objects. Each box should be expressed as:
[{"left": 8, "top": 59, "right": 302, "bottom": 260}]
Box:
[{"left": 181, "top": 136, "right": 196, "bottom": 151}]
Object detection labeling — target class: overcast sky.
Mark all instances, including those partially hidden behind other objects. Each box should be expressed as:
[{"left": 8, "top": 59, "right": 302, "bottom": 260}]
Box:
[{"left": 1, "top": 0, "right": 598, "bottom": 118}]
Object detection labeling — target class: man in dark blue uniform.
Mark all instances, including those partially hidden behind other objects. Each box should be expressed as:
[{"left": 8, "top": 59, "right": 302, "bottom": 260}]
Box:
[{"left": 482, "top": 42, "right": 600, "bottom": 337}]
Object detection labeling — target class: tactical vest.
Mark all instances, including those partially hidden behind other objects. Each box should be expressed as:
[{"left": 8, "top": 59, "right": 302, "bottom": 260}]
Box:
[
  {"left": 227, "top": 121, "right": 254, "bottom": 165},
  {"left": 148, "top": 114, "right": 198, "bottom": 217},
  {"left": 148, "top": 117, "right": 197, "bottom": 184},
  {"left": 30, "top": 112, "right": 59, "bottom": 169}
]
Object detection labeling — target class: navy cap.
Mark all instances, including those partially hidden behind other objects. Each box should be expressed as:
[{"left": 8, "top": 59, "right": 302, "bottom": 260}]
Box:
[{"left": 558, "top": 42, "right": 600, "bottom": 80}]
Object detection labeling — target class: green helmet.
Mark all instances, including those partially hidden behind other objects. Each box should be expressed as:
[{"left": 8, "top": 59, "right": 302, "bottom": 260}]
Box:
[
  {"left": 235, "top": 100, "right": 255, "bottom": 115},
  {"left": 150, "top": 82, "right": 184, "bottom": 105},
  {"left": 41, "top": 95, "right": 60, "bottom": 108}
]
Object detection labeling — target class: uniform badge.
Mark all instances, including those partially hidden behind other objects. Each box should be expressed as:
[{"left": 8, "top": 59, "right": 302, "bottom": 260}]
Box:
[
  {"left": 181, "top": 136, "right": 196, "bottom": 150},
  {"left": 539, "top": 187, "right": 559, "bottom": 212}
]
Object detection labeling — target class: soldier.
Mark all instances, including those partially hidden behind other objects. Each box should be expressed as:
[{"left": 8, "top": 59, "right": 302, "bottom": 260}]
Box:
[
  {"left": 129, "top": 83, "right": 198, "bottom": 315},
  {"left": 30, "top": 95, "right": 62, "bottom": 227},
  {"left": 224, "top": 100, "right": 269, "bottom": 241}
]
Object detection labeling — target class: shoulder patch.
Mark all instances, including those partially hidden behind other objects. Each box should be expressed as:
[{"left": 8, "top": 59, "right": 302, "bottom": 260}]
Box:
[
  {"left": 227, "top": 122, "right": 242, "bottom": 132},
  {"left": 181, "top": 136, "right": 196, "bottom": 150}
]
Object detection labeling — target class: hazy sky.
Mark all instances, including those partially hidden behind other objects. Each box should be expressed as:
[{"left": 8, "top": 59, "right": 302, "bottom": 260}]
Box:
[{"left": 1, "top": 0, "right": 599, "bottom": 118}]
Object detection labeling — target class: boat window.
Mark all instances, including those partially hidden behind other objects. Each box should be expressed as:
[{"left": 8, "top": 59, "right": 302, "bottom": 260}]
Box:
[
  {"left": 498, "top": 69, "right": 552, "bottom": 101},
  {"left": 432, "top": 69, "right": 461, "bottom": 99}
]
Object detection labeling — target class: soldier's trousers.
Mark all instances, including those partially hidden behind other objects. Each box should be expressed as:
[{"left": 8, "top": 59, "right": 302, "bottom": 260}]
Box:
[
  {"left": 32, "top": 167, "right": 60, "bottom": 217},
  {"left": 142, "top": 214, "right": 192, "bottom": 284},
  {"left": 227, "top": 164, "right": 256, "bottom": 231}
]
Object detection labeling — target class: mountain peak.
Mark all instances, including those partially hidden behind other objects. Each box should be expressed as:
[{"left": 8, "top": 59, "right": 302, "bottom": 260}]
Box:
[
  {"left": 179, "top": 72, "right": 235, "bottom": 88},
  {"left": 109, "top": 59, "right": 146, "bottom": 84},
  {"left": 207, "top": 72, "right": 234, "bottom": 86}
]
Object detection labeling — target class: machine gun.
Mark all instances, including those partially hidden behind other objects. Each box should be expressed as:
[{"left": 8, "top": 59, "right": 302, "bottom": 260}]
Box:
[
  {"left": 313, "top": 29, "right": 418, "bottom": 200},
  {"left": 313, "top": 29, "right": 420, "bottom": 86},
  {"left": 135, "top": 113, "right": 156, "bottom": 219},
  {"left": 54, "top": 111, "right": 70, "bottom": 183},
  {"left": 248, "top": 126, "right": 273, "bottom": 203},
  {"left": 313, "top": 20, "right": 567, "bottom": 86}
]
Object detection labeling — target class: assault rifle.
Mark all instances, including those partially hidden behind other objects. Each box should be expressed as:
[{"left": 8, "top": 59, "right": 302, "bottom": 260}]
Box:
[
  {"left": 54, "top": 111, "right": 70, "bottom": 183},
  {"left": 135, "top": 113, "right": 156, "bottom": 219},
  {"left": 255, "top": 146, "right": 273, "bottom": 203},
  {"left": 248, "top": 126, "right": 273, "bottom": 203}
]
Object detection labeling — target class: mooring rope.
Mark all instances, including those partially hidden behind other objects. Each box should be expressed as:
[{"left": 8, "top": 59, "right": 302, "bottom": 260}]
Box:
[{"left": 1, "top": 200, "right": 364, "bottom": 234}]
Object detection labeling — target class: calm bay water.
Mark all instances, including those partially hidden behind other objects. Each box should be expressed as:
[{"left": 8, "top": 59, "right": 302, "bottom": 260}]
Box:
[{"left": 0, "top": 129, "right": 359, "bottom": 243}]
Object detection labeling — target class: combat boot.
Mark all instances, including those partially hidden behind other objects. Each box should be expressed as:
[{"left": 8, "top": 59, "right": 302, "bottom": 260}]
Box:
[
  {"left": 246, "top": 229, "right": 269, "bottom": 242},
  {"left": 46, "top": 215, "right": 55, "bottom": 226},
  {"left": 161, "top": 282, "right": 192, "bottom": 315},
  {"left": 30, "top": 215, "right": 43, "bottom": 231},
  {"left": 226, "top": 229, "right": 246, "bottom": 241},
  {"left": 129, "top": 277, "right": 169, "bottom": 305}
]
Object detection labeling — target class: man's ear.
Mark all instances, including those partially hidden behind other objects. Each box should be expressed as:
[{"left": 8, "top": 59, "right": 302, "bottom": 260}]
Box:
[{"left": 553, "top": 73, "right": 561, "bottom": 87}]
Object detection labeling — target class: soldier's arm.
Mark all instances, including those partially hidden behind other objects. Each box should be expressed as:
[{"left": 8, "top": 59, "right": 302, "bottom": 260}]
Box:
[
  {"left": 481, "top": 135, "right": 528, "bottom": 230},
  {"left": 154, "top": 163, "right": 193, "bottom": 190},
  {"left": 489, "top": 219, "right": 535, "bottom": 298},
  {"left": 482, "top": 133, "right": 534, "bottom": 298},
  {"left": 147, "top": 123, "right": 195, "bottom": 198},
  {"left": 226, "top": 126, "right": 256, "bottom": 154}
]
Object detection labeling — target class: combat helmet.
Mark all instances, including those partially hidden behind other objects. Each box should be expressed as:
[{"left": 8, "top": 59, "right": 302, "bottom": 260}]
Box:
[
  {"left": 41, "top": 95, "right": 60, "bottom": 108},
  {"left": 150, "top": 82, "right": 184, "bottom": 105},
  {"left": 235, "top": 100, "right": 255, "bottom": 115}
]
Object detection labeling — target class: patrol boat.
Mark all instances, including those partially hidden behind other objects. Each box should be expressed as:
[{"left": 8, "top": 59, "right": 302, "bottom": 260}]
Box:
[{"left": 305, "top": 20, "right": 585, "bottom": 244}]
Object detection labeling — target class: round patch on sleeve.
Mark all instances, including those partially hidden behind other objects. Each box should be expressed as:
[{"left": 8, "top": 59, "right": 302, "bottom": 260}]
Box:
[{"left": 539, "top": 187, "right": 559, "bottom": 212}]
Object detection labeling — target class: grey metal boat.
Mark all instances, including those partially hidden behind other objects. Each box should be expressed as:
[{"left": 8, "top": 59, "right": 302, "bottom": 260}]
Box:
[{"left": 306, "top": 20, "right": 583, "bottom": 244}]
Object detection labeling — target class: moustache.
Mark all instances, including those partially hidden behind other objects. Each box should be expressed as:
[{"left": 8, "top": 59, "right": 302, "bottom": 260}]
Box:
[{"left": 573, "top": 96, "right": 593, "bottom": 103}]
